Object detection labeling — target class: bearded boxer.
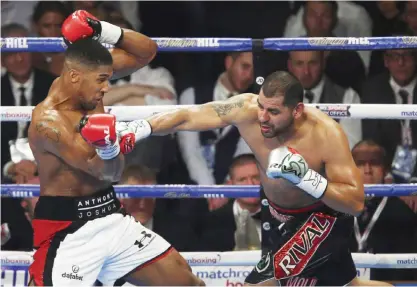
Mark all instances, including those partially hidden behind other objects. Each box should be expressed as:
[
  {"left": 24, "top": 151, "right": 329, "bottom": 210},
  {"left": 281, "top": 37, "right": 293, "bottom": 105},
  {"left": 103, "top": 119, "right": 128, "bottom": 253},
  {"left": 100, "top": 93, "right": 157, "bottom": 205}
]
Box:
[
  {"left": 27, "top": 10, "right": 204, "bottom": 286},
  {"left": 114, "top": 71, "right": 393, "bottom": 286}
]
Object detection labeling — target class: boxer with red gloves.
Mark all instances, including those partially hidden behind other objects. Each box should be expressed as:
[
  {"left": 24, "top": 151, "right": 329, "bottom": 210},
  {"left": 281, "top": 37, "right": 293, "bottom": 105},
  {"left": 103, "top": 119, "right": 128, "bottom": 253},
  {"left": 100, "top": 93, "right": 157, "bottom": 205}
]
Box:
[{"left": 27, "top": 9, "right": 203, "bottom": 287}]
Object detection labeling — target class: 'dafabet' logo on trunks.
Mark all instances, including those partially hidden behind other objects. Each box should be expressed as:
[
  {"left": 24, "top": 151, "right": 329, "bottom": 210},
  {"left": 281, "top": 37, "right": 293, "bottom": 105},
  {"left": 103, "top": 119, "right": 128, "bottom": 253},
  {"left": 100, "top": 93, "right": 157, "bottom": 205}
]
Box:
[
  {"left": 273, "top": 214, "right": 336, "bottom": 279},
  {"left": 61, "top": 265, "right": 83, "bottom": 281}
]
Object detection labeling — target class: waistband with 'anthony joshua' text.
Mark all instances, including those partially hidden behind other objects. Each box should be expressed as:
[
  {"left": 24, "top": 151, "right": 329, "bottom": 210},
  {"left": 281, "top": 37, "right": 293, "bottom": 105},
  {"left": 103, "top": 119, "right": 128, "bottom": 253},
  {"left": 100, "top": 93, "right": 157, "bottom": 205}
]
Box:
[{"left": 34, "top": 187, "right": 122, "bottom": 221}]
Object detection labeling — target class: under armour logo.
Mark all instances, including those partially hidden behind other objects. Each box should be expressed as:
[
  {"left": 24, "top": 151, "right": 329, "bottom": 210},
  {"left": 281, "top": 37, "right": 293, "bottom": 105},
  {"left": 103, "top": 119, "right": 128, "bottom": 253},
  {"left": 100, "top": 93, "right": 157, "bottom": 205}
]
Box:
[{"left": 134, "top": 231, "right": 153, "bottom": 249}]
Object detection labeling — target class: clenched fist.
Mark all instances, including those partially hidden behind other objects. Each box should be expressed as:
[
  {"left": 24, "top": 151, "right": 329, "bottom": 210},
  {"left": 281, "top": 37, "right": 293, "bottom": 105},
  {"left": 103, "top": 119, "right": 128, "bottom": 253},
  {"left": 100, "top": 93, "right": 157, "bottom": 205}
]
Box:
[
  {"left": 62, "top": 10, "right": 123, "bottom": 45},
  {"left": 267, "top": 146, "right": 328, "bottom": 199},
  {"left": 79, "top": 114, "right": 120, "bottom": 160}
]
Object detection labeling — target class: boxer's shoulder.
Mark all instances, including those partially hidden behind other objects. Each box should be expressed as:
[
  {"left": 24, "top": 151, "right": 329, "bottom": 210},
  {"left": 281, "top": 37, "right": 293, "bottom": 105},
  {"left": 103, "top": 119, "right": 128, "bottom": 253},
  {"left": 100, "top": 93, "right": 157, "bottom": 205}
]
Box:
[
  {"left": 30, "top": 106, "right": 75, "bottom": 147},
  {"left": 237, "top": 92, "right": 258, "bottom": 105},
  {"left": 240, "top": 93, "right": 259, "bottom": 109},
  {"left": 226, "top": 93, "right": 258, "bottom": 122},
  {"left": 208, "top": 93, "right": 258, "bottom": 126},
  {"left": 305, "top": 106, "right": 342, "bottom": 134}
]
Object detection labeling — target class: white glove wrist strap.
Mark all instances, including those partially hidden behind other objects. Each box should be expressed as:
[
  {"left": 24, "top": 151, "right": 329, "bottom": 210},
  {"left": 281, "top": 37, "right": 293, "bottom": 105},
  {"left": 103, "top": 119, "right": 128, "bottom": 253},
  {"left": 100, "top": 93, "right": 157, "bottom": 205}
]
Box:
[
  {"left": 296, "top": 169, "right": 328, "bottom": 199},
  {"left": 130, "top": 119, "right": 152, "bottom": 142},
  {"left": 99, "top": 21, "right": 123, "bottom": 45},
  {"left": 96, "top": 140, "right": 120, "bottom": 160}
]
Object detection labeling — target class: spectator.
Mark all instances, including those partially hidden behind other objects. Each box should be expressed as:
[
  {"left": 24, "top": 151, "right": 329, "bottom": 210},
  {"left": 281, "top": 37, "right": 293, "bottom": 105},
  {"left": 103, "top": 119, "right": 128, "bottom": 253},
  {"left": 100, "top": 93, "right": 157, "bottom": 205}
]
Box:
[
  {"left": 372, "top": 1, "right": 407, "bottom": 37},
  {"left": 404, "top": 1, "right": 417, "bottom": 36},
  {"left": 104, "top": 19, "right": 176, "bottom": 106},
  {"left": 118, "top": 2, "right": 141, "bottom": 32},
  {"left": 117, "top": 165, "right": 200, "bottom": 251},
  {"left": 178, "top": 52, "right": 254, "bottom": 187},
  {"left": 199, "top": 154, "right": 261, "bottom": 251},
  {"left": 288, "top": 50, "right": 362, "bottom": 149},
  {"left": 350, "top": 140, "right": 417, "bottom": 282},
  {"left": 302, "top": 1, "right": 366, "bottom": 93},
  {"left": 1, "top": 1, "right": 38, "bottom": 31},
  {"left": 31, "top": 1, "right": 70, "bottom": 76},
  {"left": 1, "top": 23, "right": 56, "bottom": 183},
  {"left": 367, "top": 2, "right": 409, "bottom": 76},
  {"left": 65, "top": 1, "right": 108, "bottom": 20},
  {"left": 102, "top": 18, "right": 177, "bottom": 172},
  {"left": 361, "top": 48, "right": 417, "bottom": 180},
  {"left": 1, "top": 198, "right": 33, "bottom": 251},
  {"left": 283, "top": 1, "right": 372, "bottom": 72}
]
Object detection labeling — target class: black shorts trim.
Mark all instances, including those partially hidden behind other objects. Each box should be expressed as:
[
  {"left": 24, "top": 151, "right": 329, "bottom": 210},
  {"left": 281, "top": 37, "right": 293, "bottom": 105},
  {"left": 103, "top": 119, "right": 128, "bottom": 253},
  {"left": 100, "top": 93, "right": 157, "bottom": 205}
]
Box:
[{"left": 34, "top": 186, "right": 121, "bottom": 221}]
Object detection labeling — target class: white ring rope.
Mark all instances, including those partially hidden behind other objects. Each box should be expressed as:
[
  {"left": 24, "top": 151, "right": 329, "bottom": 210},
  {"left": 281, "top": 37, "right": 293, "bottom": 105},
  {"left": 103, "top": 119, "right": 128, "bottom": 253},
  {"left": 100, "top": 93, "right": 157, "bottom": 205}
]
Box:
[
  {"left": 2, "top": 104, "right": 417, "bottom": 122},
  {"left": 1, "top": 250, "right": 416, "bottom": 269}
]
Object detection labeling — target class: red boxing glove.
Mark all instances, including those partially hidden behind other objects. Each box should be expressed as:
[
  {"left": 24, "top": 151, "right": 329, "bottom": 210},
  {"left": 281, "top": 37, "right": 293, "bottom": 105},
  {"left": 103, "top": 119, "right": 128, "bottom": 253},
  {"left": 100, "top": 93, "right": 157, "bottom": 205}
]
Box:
[
  {"left": 61, "top": 10, "right": 99, "bottom": 44},
  {"left": 79, "top": 114, "right": 120, "bottom": 160},
  {"left": 115, "top": 122, "right": 136, "bottom": 154},
  {"left": 62, "top": 10, "right": 123, "bottom": 45}
]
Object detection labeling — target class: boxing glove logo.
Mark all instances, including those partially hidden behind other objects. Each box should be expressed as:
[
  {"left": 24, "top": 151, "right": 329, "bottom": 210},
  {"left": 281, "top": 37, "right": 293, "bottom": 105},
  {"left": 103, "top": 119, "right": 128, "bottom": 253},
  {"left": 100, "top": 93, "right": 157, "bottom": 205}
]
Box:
[
  {"left": 280, "top": 154, "right": 308, "bottom": 179},
  {"left": 104, "top": 126, "right": 111, "bottom": 146}
]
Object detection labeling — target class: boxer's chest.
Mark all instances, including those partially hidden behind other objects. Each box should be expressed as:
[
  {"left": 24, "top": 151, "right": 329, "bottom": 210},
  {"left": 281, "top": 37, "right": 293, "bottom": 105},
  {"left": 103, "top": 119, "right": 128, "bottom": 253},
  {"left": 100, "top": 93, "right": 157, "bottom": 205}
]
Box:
[
  {"left": 239, "top": 123, "right": 325, "bottom": 207},
  {"left": 239, "top": 123, "right": 324, "bottom": 172}
]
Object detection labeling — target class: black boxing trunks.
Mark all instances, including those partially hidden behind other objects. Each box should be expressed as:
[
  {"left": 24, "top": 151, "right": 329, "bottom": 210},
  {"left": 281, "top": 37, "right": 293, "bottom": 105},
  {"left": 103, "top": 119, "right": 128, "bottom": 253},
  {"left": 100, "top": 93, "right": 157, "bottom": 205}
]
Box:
[
  {"left": 245, "top": 190, "right": 356, "bottom": 286},
  {"left": 29, "top": 187, "right": 172, "bottom": 286}
]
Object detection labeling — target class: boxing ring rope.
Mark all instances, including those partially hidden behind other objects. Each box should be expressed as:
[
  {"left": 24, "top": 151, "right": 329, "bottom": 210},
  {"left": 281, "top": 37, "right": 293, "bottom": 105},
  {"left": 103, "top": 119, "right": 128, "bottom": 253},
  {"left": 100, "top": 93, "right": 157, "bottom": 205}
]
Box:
[
  {"left": 1, "top": 250, "right": 416, "bottom": 287},
  {"left": 1, "top": 36, "right": 417, "bottom": 52},
  {"left": 1, "top": 250, "right": 416, "bottom": 269},
  {"left": 3, "top": 104, "right": 417, "bottom": 122},
  {"left": 2, "top": 36, "right": 417, "bottom": 285},
  {"left": 1, "top": 183, "right": 417, "bottom": 198}
]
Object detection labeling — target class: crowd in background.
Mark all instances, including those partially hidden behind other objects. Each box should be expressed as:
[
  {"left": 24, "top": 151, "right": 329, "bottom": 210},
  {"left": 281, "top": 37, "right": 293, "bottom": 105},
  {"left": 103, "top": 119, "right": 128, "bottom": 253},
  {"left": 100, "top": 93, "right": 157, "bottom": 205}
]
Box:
[{"left": 1, "top": 1, "right": 417, "bottom": 283}]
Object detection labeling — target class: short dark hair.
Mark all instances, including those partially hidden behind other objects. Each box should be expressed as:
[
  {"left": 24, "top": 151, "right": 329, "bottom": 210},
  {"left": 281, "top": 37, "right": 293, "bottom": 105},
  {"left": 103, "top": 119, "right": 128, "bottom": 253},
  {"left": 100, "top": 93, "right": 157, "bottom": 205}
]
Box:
[
  {"left": 261, "top": 71, "right": 304, "bottom": 108},
  {"left": 1, "top": 23, "right": 28, "bottom": 38},
  {"left": 352, "top": 139, "right": 386, "bottom": 156},
  {"left": 305, "top": 1, "right": 338, "bottom": 17},
  {"left": 351, "top": 139, "right": 388, "bottom": 168},
  {"left": 227, "top": 52, "right": 243, "bottom": 60},
  {"left": 119, "top": 164, "right": 157, "bottom": 184},
  {"left": 304, "top": 1, "right": 338, "bottom": 34},
  {"left": 229, "top": 154, "right": 257, "bottom": 177},
  {"left": 65, "top": 38, "right": 113, "bottom": 67},
  {"left": 32, "top": 1, "right": 70, "bottom": 23}
]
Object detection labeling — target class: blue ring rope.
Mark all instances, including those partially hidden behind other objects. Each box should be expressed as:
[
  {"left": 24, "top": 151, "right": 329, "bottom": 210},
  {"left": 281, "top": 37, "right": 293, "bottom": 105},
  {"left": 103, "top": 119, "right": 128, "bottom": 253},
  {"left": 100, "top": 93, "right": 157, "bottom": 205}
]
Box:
[
  {"left": 1, "top": 184, "right": 416, "bottom": 198},
  {"left": 1, "top": 36, "right": 417, "bottom": 52}
]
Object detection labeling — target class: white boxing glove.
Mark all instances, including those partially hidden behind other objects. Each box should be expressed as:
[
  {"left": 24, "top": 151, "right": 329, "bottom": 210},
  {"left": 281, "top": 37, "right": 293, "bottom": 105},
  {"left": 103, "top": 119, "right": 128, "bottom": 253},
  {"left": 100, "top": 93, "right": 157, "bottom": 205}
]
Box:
[
  {"left": 266, "top": 146, "right": 328, "bottom": 199},
  {"left": 116, "top": 119, "right": 152, "bottom": 144}
]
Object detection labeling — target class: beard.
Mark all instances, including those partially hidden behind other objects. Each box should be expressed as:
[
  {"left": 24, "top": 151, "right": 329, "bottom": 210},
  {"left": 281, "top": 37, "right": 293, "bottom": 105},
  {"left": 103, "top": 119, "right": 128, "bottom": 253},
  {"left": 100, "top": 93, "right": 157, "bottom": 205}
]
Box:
[
  {"left": 80, "top": 100, "right": 97, "bottom": 111},
  {"left": 260, "top": 117, "right": 294, "bottom": 138}
]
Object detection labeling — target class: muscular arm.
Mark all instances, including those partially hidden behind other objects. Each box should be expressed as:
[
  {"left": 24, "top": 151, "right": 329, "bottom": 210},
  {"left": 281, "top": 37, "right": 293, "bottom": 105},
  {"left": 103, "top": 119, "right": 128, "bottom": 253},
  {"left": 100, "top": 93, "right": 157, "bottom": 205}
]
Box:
[
  {"left": 110, "top": 29, "right": 157, "bottom": 80},
  {"left": 103, "top": 84, "right": 173, "bottom": 106},
  {"left": 31, "top": 113, "right": 124, "bottom": 182},
  {"left": 321, "top": 124, "right": 365, "bottom": 216},
  {"left": 147, "top": 93, "right": 257, "bottom": 135}
]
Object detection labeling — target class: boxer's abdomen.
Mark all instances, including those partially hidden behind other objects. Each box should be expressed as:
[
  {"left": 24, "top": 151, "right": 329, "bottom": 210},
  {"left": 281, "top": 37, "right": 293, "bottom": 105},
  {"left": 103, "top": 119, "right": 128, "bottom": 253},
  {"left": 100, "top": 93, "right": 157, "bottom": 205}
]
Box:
[
  {"left": 260, "top": 173, "right": 320, "bottom": 209},
  {"left": 35, "top": 150, "right": 110, "bottom": 197}
]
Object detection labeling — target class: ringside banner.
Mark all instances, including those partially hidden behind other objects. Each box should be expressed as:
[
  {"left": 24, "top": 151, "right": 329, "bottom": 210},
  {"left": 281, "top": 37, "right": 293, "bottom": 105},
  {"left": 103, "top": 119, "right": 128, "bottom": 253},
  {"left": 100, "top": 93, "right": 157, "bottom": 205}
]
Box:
[{"left": 1, "top": 251, "right": 372, "bottom": 286}]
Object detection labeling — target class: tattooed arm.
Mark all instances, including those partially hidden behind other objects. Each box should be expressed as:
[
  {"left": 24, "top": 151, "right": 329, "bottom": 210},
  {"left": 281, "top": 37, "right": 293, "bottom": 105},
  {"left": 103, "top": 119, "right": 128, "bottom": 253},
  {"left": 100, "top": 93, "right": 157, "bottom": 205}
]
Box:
[
  {"left": 29, "top": 112, "right": 124, "bottom": 182},
  {"left": 148, "top": 93, "right": 258, "bottom": 135}
]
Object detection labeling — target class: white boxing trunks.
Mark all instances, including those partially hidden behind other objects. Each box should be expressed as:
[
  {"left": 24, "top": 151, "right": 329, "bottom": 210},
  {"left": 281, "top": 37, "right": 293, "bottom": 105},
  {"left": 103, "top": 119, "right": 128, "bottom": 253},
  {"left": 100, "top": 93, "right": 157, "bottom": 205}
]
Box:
[{"left": 29, "top": 187, "right": 172, "bottom": 286}]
